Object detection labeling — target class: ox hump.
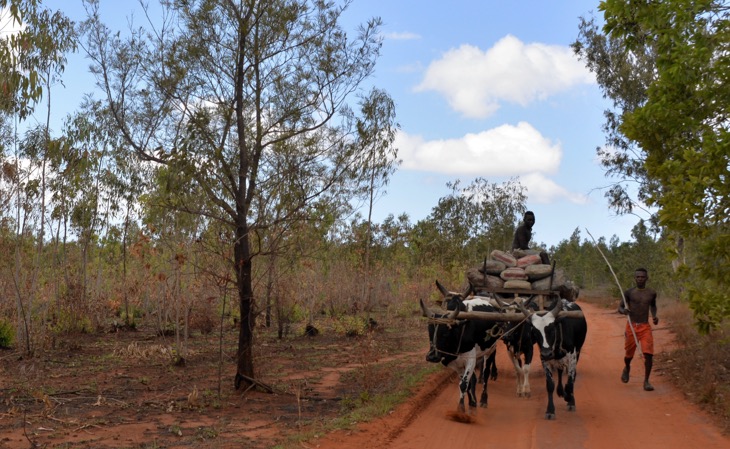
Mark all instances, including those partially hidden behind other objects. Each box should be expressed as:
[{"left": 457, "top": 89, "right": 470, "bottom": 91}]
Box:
[{"left": 463, "top": 297, "right": 497, "bottom": 312}]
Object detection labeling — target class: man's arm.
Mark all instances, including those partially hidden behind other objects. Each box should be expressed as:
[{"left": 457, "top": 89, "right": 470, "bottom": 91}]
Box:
[
  {"left": 651, "top": 292, "right": 658, "bottom": 325},
  {"left": 619, "top": 289, "right": 631, "bottom": 314}
]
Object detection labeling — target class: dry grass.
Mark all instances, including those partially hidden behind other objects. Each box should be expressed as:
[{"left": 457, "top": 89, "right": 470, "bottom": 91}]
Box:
[
  {"left": 661, "top": 300, "right": 730, "bottom": 434},
  {"left": 0, "top": 306, "right": 434, "bottom": 449}
]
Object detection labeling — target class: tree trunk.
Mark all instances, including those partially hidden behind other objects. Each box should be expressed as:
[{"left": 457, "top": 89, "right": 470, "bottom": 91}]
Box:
[{"left": 234, "top": 223, "right": 255, "bottom": 389}]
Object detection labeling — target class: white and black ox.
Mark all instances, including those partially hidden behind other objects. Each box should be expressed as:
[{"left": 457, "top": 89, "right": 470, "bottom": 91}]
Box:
[
  {"left": 492, "top": 296, "right": 538, "bottom": 398},
  {"left": 519, "top": 299, "right": 587, "bottom": 420},
  {"left": 420, "top": 281, "right": 501, "bottom": 414}
]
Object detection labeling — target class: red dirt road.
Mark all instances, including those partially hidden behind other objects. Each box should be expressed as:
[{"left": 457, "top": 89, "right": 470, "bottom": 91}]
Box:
[{"left": 312, "top": 301, "right": 730, "bottom": 449}]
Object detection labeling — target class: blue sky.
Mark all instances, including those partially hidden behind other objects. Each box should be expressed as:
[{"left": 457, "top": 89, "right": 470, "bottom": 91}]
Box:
[
  {"left": 6, "top": 0, "right": 644, "bottom": 249},
  {"left": 340, "top": 0, "right": 642, "bottom": 247}
]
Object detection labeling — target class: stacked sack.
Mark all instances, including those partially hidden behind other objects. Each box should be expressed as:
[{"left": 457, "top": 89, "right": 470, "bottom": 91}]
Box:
[{"left": 466, "top": 249, "right": 567, "bottom": 292}]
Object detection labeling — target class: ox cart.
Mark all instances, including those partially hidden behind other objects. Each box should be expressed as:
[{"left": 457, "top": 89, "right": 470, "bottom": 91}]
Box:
[{"left": 421, "top": 278, "right": 586, "bottom": 420}]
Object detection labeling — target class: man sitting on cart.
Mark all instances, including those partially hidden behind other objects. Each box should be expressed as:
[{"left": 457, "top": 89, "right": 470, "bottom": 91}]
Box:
[{"left": 512, "top": 211, "right": 550, "bottom": 265}]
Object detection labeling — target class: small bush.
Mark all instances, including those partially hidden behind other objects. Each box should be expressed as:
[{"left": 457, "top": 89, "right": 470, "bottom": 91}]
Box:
[
  {"left": 118, "top": 305, "right": 143, "bottom": 322},
  {"left": 51, "top": 310, "right": 94, "bottom": 335},
  {"left": 0, "top": 319, "right": 15, "bottom": 348},
  {"left": 332, "top": 315, "right": 367, "bottom": 337}
]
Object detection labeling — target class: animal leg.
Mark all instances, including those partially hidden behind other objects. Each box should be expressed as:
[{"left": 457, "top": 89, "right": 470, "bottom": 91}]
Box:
[
  {"left": 565, "top": 358, "right": 578, "bottom": 411},
  {"left": 479, "top": 368, "right": 490, "bottom": 408},
  {"left": 467, "top": 372, "right": 478, "bottom": 411},
  {"left": 543, "top": 364, "right": 556, "bottom": 420},
  {"left": 556, "top": 368, "right": 565, "bottom": 398},
  {"left": 508, "top": 349, "right": 523, "bottom": 397},
  {"left": 485, "top": 350, "right": 498, "bottom": 381},
  {"left": 521, "top": 363, "right": 531, "bottom": 398},
  {"left": 458, "top": 372, "right": 469, "bottom": 413}
]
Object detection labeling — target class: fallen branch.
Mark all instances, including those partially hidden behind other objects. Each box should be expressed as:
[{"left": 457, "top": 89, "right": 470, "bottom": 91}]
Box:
[{"left": 236, "top": 373, "right": 274, "bottom": 394}]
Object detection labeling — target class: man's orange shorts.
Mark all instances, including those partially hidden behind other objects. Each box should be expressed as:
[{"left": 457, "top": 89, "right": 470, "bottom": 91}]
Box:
[{"left": 625, "top": 322, "right": 654, "bottom": 357}]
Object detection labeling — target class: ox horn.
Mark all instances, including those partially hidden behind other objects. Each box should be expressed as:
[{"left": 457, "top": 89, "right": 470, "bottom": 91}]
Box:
[
  {"left": 461, "top": 284, "right": 473, "bottom": 298},
  {"left": 493, "top": 295, "right": 508, "bottom": 310},
  {"left": 420, "top": 299, "right": 435, "bottom": 318},
  {"left": 435, "top": 280, "right": 450, "bottom": 297},
  {"left": 550, "top": 298, "right": 562, "bottom": 318},
  {"left": 447, "top": 307, "right": 460, "bottom": 320},
  {"left": 517, "top": 300, "right": 532, "bottom": 318}
]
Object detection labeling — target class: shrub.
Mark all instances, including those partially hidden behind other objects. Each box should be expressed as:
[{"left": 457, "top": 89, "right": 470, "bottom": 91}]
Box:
[
  {"left": 51, "top": 310, "right": 94, "bottom": 335},
  {"left": 0, "top": 318, "right": 15, "bottom": 348},
  {"left": 332, "top": 315, "right": 367, "bottom": 337}
]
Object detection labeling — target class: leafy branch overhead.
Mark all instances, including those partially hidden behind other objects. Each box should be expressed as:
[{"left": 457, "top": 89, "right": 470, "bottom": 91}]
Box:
[{"left": 574, "top": 0, "right": 730, "bottom": 331}]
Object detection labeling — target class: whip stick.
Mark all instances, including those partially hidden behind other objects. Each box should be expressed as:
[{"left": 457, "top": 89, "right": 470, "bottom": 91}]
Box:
[{"left": 585, "top": 229, "right": 642, "bottom": 357}]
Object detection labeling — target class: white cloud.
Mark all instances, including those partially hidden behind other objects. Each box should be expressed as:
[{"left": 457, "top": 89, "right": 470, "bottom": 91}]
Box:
[
  {"left": 520, "top": 173, "right": 588, "bottom": 205},
  {"left": 396, "top": 121, "right": 561, "bottom": 176},
  {"left": 414, "top": 35, "right": 595, "bottom": 118},
  {"left": 395, "top": 122, "right": 587, "bottom": 205}
]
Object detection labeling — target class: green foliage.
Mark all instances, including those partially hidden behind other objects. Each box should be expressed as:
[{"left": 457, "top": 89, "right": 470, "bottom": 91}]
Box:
[
  {"left": 575, "top": 1, "right": 730, "bottom": 331},
  {"left": 548, "top": 222, "right": 685, "bottom": 302},
  {"left": 51, "top": 310, "right": 93, "bottom": 335},
  {"left": 331, "top": 316, "right": 368, "bottom": 337},
  {"left": 82, "top": 0, "right": 397, "bottom": 383},
  {"left": 0, "top": 0, "right": 77, "bottom": 118},
  {"left": 0, "top": 318, "right": 15, "bottom": 348},
  {"left": 118, "top": 306, "right": 143, "bottom": 326},
  {"left": 409, "top": 177, "right": 526, "bottom": 269}
]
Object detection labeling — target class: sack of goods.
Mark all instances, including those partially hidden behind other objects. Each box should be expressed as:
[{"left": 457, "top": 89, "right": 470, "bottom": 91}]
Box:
[
  {"left": 490, "top": 250, "right": 517, "bottom": 268},
  {"left": 478, "top": 259, "right": 507, "bottom": 275},
  {"left": 503, "top": 280, "right": 532, "bottom": 290},
  {"left": 500, "top": 266, "right": 528, "bottom": 281},
  {"left": 465, "top": 249, "right": 574, "bottom": 294},
  {"left": 516, "top": 253, "right": 541, "bottom": 267},
  {"left": 467, "top": 267, "right": 504, "bottom": 289},
  {"left": 531, "top": 268, "right": 567, "bottom": 290},
  {"left": 525, "top": 264, "right": 553, "bottom": 281}
]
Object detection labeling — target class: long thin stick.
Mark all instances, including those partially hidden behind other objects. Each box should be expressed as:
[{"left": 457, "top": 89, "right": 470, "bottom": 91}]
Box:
[{"left": 585, "top": 229, "right": 642, "bottom": 358}]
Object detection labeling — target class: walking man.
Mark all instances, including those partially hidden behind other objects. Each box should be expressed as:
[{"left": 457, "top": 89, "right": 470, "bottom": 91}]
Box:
[{"left": 619, "top": 268, "right": 659, "bottom": 391}]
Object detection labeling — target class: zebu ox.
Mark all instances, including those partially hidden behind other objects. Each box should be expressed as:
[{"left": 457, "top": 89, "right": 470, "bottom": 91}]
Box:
[
  {"left": 420, "top": 282, "right": 502, "bottom": 414},
  {"left": 519, "top": 299, "right": 587, "bottom": 420},
  {"left": 492, "top": 296, "right": 537, "bottom": 398}
]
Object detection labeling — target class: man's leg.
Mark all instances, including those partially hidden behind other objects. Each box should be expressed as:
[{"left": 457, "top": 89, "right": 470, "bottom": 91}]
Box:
[
  {"left": 622, "top": 329, "right": 636, "bottom": 383},
  {"left": 643, "top": 353, "right": 654, "bottom": 391},
  {"left": 621, "top": 357, "right": 631, "bottom": 383}
]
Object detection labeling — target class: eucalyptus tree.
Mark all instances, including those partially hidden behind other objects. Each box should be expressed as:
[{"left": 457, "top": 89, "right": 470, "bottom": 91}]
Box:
[
  {"left": 349, "top": 88, "right": 399, "bottom": 310},
  {"left": 0, "top": 0, "right": 75, "bottom": 352},
  {"left": 572, "top": 13, "right": 656, "bottom": 218},
  {"left": 0, "top": 0, "right": 75, "bottom": 119},
  {"left": 54, "top": 100, "right": 149, "bottom": 326},
  {"left": 575, "top": 0, "right": 730, "bottom": 331},
  {"left": 81, "top": 0, "right": 395, "bottom": 387}
]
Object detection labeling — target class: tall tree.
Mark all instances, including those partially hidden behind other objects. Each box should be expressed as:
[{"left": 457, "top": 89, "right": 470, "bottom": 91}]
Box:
[
  {"left": 81, "top": 0, "right": 395, "bottom": 387},
  {"left": 351, "top": 88, "right": 399, "bottom": 311},
  {"left": 575, "top": 0, "right": 730, "bottom": 331},
  {"left": 0, "top": 0, "right": 76, "bottom": 352},
  {"left": 571, "top": 12, "right": 656, "bottom": 219}
]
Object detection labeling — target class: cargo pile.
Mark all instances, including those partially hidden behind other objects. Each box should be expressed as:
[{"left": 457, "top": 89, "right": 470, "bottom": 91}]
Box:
[{"left": 466, "top": 249, "right": 572, "bottom": 294}]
